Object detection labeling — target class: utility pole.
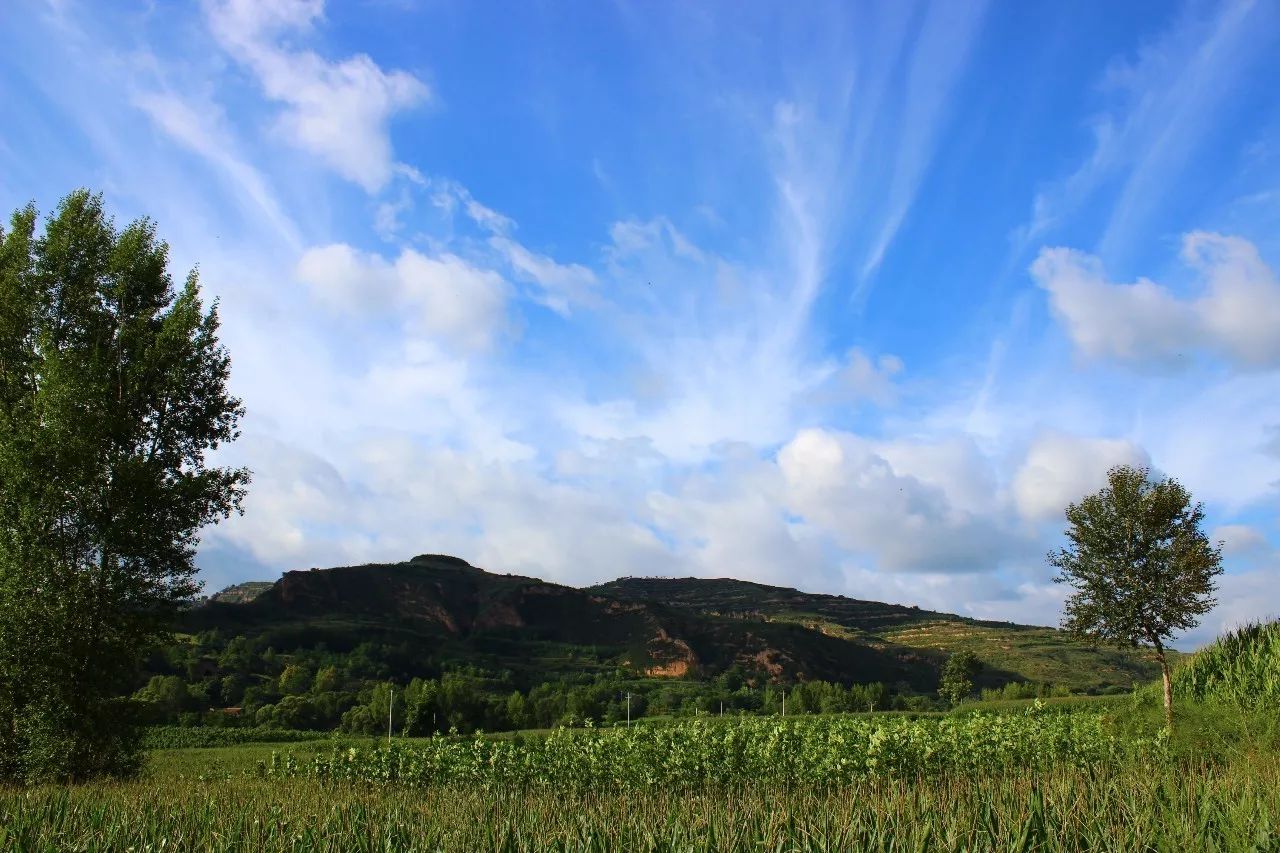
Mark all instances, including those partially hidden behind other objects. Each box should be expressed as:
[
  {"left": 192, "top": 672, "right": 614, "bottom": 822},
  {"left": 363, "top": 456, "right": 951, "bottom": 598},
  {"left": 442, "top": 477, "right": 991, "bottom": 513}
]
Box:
[{"left": 388, "top": 686, "right": 394, "bottom": 744}]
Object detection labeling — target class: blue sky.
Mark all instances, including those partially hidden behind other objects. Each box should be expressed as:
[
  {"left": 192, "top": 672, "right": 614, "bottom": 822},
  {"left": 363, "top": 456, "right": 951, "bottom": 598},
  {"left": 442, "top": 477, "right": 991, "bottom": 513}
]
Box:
[{"left": 3, "top": 0, "right": 1279, "bottom": 647}]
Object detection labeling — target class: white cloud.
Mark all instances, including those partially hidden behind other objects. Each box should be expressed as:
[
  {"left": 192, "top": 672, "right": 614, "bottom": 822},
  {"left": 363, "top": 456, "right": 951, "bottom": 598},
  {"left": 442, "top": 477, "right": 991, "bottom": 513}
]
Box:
[
  {"left": 1013, "top": 0, "right": 1269, "bottom": 255},
  {"left": 210, "top": 432, "right": 673, "bottom": 586},
  {"left": 813, "top": 348, "right": 904, "bottom": 407},
  {"left": 1031, "top": 248, "right": 1197, "bottom": 364},
  {"left": 1032, "top": 233, "right": 1280, "bottom": 368},
  {"left": 296, "top": 243, "right": 509, "bottom": 351},
  {"left": 132, "top": 91, "right": 302, "bottom": 251},
  {"left": 607, "top": 217, "right": 705, "bottom": 263},
  {"left": 1013, "top": 431, "right": 1149, "bottom": 522},
  {"left": 490, "top": 236, "right": 597, "bottom": 316},
  {"left": 206, "top": 0, "right": 428, "bottom": 192},
  {"left": 1213, "top": 524, "right": 1268, "bottom": 556},
  {"left": 778, "top": 428, "right": 1021, "bottom": 573},
  {"left": 1183, "top": 233, "right": 1280, "bottom": 366},
  {"left": 649, "top": 454, "right": 832, "bottom": 591}
]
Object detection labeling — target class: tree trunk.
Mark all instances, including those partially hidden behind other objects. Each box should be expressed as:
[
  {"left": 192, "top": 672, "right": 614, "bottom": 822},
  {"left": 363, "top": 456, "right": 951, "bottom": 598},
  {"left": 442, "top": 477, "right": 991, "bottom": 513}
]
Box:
[{"left": 1156, "top": 645, "right": 1173, "bottom": 731}]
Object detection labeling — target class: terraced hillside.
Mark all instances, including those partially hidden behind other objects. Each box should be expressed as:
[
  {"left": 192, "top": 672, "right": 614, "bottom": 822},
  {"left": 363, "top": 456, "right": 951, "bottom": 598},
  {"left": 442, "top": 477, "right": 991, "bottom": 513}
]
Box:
[
  {"left": 590, "top": 576, "right": 1164, "bottom": 691},
  {"left": 185, "top": 557, "right": 1161, "bottom": 692}
]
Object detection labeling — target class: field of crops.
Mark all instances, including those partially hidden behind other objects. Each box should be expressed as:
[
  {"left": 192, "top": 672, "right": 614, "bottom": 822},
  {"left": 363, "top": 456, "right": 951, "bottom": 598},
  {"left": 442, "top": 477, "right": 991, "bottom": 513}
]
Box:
[
  {"left": 3, "top": 755, "right": 1278, "bottom": 851},
  {"left": 141, "top": 725, "right": 329, "bottom": 750},
  {"left": 1176, "top": 620, "right": 1280, "bottom": 708},
  {"left": 264, "top": 707, "right": 1158, "bottom": 789},
  {"left": 2, "top": 665, "right": 1279, "bottom": 851}
]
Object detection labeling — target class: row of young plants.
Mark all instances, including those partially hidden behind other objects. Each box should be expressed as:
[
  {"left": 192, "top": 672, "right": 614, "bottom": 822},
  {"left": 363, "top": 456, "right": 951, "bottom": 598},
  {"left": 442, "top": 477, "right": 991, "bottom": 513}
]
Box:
[
  {"left": 141, "top": 725, "right": 328, "bottom": 750},
  {"left": 262, "top": 705, "right": 1162, "bottom": 790}
]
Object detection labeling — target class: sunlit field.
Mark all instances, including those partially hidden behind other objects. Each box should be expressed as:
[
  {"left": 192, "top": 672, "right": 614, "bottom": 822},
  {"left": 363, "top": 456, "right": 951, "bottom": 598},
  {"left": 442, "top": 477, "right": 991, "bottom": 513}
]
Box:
[{"left": 4, "top": 693, "right": 1279, "bottom": 852}]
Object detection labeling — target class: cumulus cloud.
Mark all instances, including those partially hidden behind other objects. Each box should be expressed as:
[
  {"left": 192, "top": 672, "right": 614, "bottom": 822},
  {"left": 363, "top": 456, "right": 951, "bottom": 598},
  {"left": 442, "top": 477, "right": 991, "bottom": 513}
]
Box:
[
  {"left": 296, "top": 243, "right": 508, "bottom": 351},
  {"left": 207, "top": 432, "right": 675, "bottom": 586},
  {"left": 1013, "top": 431, "right": 1149, "bottom": 522},
  {"left": 778, "top": 429, "right": 1022, "bottom": 573},
  {"left": 206, "top": 0, "right": 428, "bottom": 191},
  {"left": 1032, "top": 233, "right": 1280, "bottom": 368}
]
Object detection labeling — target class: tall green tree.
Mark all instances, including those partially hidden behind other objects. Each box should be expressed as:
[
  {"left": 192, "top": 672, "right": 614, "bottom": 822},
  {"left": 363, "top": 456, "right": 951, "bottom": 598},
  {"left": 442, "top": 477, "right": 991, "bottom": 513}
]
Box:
[
  {"left": 0, "top": 191, "right": 248, "bottom": 781},
  {"left": 939, "top": 650, "right": 981, "bottom": 707},
  {"left": 1049, "top": 465, "right": 1221, "bottom": 729}
]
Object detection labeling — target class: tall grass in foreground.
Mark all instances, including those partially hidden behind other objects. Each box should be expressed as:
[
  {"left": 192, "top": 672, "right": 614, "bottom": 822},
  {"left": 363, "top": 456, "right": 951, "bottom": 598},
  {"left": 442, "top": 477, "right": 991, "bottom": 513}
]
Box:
[
  {"left": 2, "top": 758, "right": 1278, "bottom": 852},
  {"left": 1176, "top": 619, "right": 1280, "bottom": 708}
]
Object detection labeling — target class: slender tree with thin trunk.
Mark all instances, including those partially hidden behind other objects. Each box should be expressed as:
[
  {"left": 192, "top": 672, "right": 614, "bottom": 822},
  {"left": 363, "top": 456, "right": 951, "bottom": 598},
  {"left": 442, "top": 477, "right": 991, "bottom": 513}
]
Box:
[
  {"left": 1049, "top": 465, "right": 1221, "bottom": 730},
  {"left": 0, "top": 191, "right": 248, "bottom": 782}
]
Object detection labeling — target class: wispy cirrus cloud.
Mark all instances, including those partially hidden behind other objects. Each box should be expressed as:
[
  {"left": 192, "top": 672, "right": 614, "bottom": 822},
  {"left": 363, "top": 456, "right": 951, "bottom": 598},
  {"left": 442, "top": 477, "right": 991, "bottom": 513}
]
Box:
[
  {"left": 132, "top": 91, "right": 302, "bottom": 251},
  {"left": 205, "top": 0, "right": 429, "bottom": 192},
  {"left": 1014, "top": 0, "right": 1275, "bottom": 256},
  {"left": 5, "top": 0, "right": 1280, "bottom": 649}
]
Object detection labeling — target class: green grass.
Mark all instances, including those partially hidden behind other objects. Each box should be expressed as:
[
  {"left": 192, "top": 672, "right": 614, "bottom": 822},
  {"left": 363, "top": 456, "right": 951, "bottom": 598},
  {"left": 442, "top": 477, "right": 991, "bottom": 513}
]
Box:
[
  {"left": 3, "top": 700, "right": 1277, "bottom": 850},
  {"left": 882, "top": 621, "right": 1164, "bottom": 691},
  {"left": 3, "top": 756, "right": 1278, "bottom": 851},
  {"left": 954, "top": 694, "right": 1123, "bottom": 715},
  {"left": 146, "top": 741, "right": 362, "bottom": 781}
]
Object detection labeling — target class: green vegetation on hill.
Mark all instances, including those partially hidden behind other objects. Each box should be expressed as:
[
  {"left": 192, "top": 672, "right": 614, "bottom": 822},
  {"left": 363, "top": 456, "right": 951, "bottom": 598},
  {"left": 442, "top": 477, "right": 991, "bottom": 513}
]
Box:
[
  {"left": 131, "top": 556, "right": 1164, "bottom": 737},
  {"left": 590, "top": 574, "right": 1162, "bottom": 692},
  {"left": 207, "top": 582, "right": 274, "bottom": 605}
]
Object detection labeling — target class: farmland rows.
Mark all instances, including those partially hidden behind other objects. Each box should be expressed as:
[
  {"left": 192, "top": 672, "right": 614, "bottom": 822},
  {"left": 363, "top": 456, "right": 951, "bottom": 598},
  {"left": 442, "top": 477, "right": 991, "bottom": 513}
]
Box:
[{"left": 265, "top": 707, "right": 1162, "bottom": 789}]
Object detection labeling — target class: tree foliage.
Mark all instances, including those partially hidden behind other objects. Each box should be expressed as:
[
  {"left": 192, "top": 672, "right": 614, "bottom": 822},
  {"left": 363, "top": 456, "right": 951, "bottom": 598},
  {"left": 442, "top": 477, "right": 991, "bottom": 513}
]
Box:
[
  {"left": 939, "top": 650, "right": 981, "bottom": 707},
  {"left": 0, "top": 191, "right": 248, "bottom": 782},
  {"left": 1049, "top": 465, "right": 1221, "bottom": 727}
]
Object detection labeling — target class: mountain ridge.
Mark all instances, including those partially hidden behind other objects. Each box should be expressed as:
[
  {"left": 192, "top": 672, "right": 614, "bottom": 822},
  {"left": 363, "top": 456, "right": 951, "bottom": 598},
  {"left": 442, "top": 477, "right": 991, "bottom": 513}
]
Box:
[{"left": 190, "top": 554, "right": 1162, "bottom": 692}]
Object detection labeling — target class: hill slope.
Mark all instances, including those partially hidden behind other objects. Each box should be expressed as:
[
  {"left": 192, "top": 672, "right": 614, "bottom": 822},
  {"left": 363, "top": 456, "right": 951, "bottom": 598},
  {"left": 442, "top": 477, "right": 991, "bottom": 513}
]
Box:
[
  {"left": 188, "top": 556, "right": 1160, "bottom": 692},
  {"left": 591, "top": 576, "right": 1165, "bottom": 690}
]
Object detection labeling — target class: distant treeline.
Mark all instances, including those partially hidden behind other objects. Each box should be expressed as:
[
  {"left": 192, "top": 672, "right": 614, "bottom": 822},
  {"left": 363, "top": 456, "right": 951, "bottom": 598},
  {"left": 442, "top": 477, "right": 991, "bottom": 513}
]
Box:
[{"left": 133, "top": 629, "right": 1083, "bottom": 734}]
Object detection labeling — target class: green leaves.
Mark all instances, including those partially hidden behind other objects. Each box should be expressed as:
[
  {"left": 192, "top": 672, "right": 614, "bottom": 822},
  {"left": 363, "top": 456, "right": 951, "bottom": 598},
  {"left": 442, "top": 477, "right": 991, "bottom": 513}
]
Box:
[
  {"left": 940, "top": 651, "right": 982, "bottom": 707},
  {"left": 1174, "top": 619, "right": 1280, "bottom": 708},
  {"left": 0, "top": 190, "right": 248, "bottom": 782},
  {"left": 1051, "top": 465, "right": 1221, "bottom": 649},
  {"left": 269, "top": 710, "right": 1155, "bottom": 791},
  {"left": 1049, "top": 464, "right": 1221, "bottom": 728}
]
